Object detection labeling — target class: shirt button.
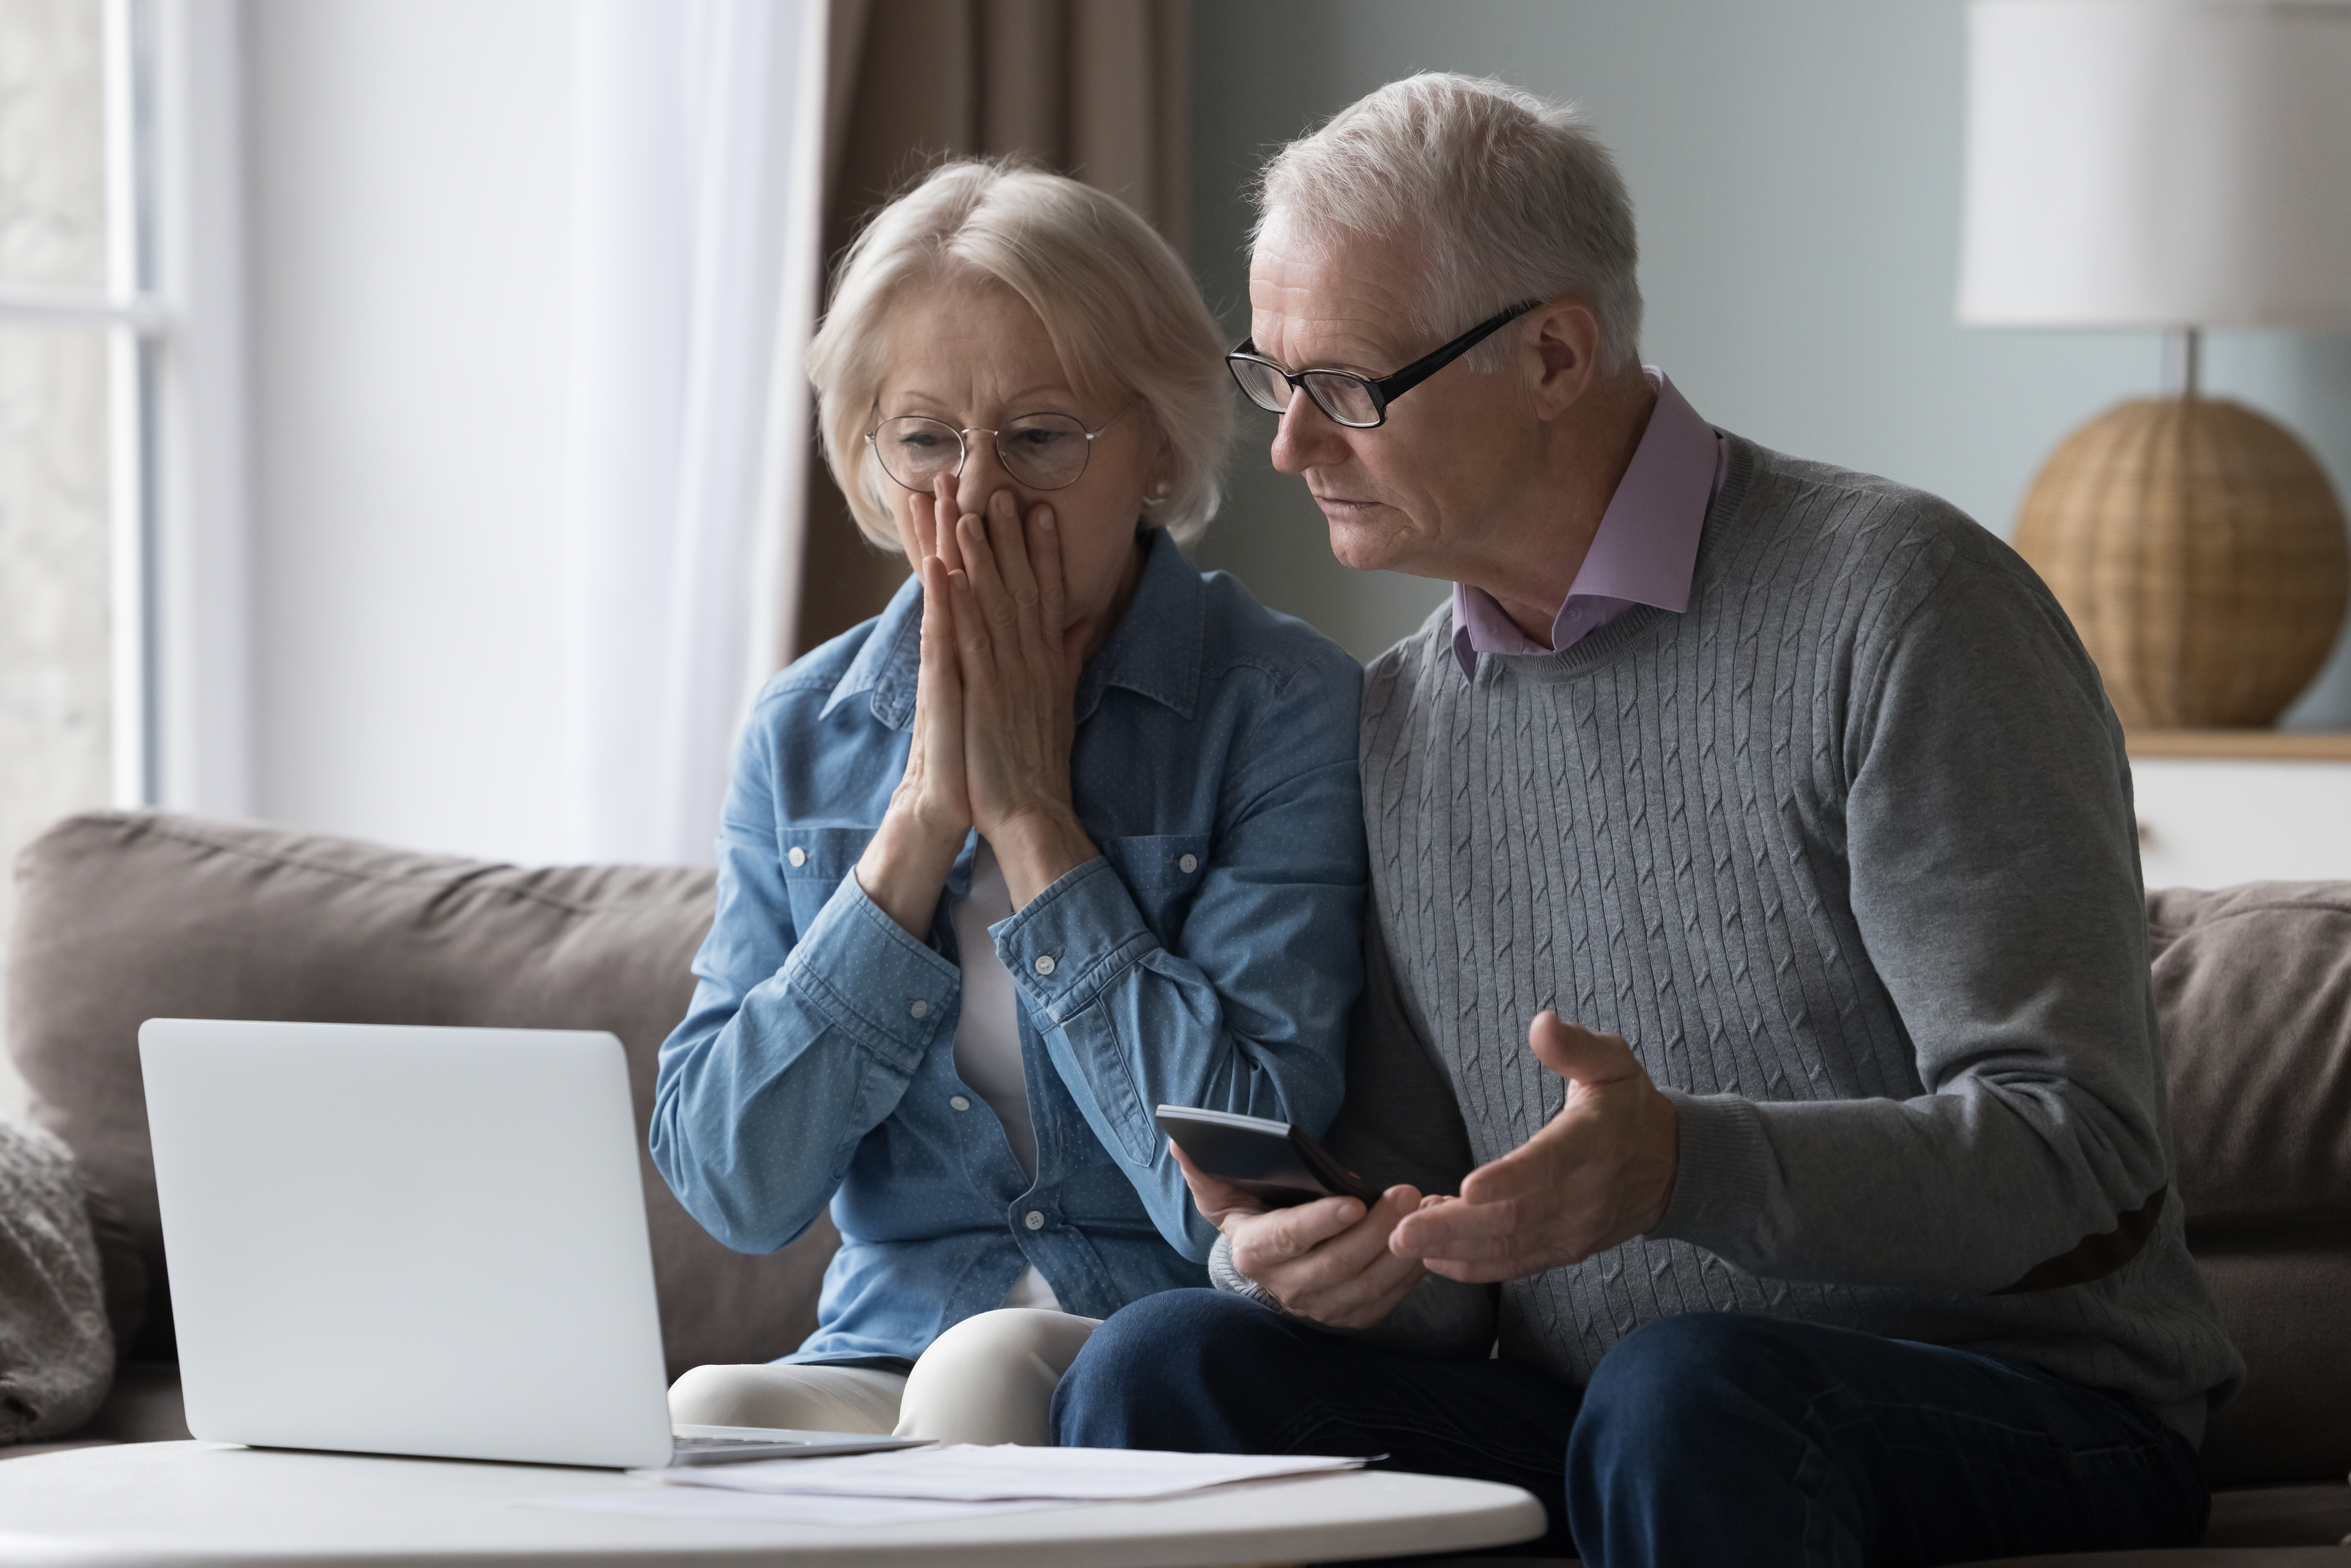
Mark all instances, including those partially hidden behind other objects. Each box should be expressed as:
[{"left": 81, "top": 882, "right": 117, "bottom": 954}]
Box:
[
  {"left": 787, "top": 846, "right": 807, "bottom": 867},
  {"left": 1024, "top": 1211, "right": 1046, "bottom": 1230},
  {"left": 1178, "top": 853, "right": 1197, "bottom": 874},
  {"left": 1033, "top": 955, "right": 1056, "bottom": 976},
  {"left": 907, "top": 999, "right": 928, "bottom": 1019},
  {"left": 949, "top": 1095, "right": 971, "bottom": 1112}
]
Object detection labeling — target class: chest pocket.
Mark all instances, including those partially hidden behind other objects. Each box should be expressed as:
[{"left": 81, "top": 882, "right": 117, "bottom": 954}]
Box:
[
  {"left": 778, "top": 826, "right": 876, "bottom": 934},
  {"left": 1098, "top": 833, "right": 1211, "bottom": 944}
]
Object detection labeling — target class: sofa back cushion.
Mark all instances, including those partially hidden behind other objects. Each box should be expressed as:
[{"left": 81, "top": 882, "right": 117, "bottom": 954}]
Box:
[
  {"left": 12, "top": 815, "right": 2349, "bottom": 1480},
  {"left": 2149, "top": 882, "right": 2351, "bottom": 1484},
  {"left": 4, "top": 811, "right": 835, "bottom": 1377}
]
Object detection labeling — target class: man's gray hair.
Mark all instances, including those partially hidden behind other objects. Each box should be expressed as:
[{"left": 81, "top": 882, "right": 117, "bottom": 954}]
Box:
[{"left": 1255, "top": 74, "right": 1643, "bottom": 373}]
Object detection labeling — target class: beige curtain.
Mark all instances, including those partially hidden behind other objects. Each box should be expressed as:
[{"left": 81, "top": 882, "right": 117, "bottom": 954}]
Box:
[{"left": 790, "top": 0, "right": 1193, "bottom": 658}]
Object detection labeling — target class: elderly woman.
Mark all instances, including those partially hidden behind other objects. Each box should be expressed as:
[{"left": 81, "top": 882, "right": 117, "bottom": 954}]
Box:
[{"left": 649, "top": 160, "right": 1367, "bottom": 1446}]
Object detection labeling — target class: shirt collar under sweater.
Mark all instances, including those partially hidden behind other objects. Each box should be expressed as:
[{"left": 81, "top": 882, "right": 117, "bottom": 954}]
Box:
[{"left": 1451, "top": 366, "right": 1724, "bottom": 680}]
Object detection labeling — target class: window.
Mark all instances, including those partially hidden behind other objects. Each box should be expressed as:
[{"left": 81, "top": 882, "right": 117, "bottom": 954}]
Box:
[{"left": 0, "top": 0, "right": 163, "bottom": 1117}]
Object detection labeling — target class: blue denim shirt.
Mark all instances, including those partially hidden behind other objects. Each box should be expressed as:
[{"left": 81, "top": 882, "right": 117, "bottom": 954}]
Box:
[{"left": 650, "top": 529, "right": 1367, "bottom": 1365}]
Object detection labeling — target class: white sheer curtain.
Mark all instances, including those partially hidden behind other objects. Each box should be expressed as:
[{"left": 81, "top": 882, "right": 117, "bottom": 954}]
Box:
[{"left": 564, "top": 0, "right": 825, "bottom": 865}]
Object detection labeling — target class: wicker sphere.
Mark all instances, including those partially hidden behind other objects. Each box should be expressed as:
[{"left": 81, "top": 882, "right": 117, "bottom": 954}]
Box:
[{"left": 2013, "top": 397, "right": 2350, "bottom": 730}]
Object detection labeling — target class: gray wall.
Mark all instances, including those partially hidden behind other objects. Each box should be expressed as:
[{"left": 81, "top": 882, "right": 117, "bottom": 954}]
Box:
[{"left": 1184, "top": 0, "right": 2351, "bottom": 727}]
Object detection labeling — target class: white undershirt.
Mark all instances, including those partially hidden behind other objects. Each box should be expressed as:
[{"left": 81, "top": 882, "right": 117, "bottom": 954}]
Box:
[{"left": 949, "top": 842, "right": 1062, "bottom": 1312}]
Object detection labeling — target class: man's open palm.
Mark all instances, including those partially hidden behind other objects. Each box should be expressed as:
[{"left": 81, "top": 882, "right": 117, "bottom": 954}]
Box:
[{"left": 1391, "top": 1012, "right": 1680, "bottom": 1283}]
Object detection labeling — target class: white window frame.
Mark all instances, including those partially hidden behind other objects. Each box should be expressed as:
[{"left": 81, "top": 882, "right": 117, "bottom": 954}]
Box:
[{"left": 0, "top": 0, "right": 248, "bottom": 816}]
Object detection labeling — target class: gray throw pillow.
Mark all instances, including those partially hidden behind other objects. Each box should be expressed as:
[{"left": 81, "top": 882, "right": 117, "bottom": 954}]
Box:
[{"left": 0, "top": 1122, "right": 112, "bottom": 1442}]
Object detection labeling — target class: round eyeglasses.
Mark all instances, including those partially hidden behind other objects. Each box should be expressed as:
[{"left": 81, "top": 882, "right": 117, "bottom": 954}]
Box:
[
  {"left": 866, "top": 407, "right": 1127, "bottom": 494},
  {"left": 1227, "top": 299, "right": 1540, "bottom": 430}
]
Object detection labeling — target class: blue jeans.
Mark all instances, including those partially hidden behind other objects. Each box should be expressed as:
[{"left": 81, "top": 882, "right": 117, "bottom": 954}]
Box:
[{"left": 1050, "top": 1290, "right": 2208, "bottom": 1566}]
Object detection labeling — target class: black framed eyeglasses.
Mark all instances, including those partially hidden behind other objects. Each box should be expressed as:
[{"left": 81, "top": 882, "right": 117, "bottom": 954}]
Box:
[
  {"left": 1226, "top": 298, "right": 1540, "bottom": 429},
  {"left": 865, "top": 406, "right": 1128, "bottom": 493}
]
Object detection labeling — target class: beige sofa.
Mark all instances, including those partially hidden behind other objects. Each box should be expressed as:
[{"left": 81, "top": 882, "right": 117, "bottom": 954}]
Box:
[{"left": 4, "top": 811, "right": 2347, "bottom": 1565}]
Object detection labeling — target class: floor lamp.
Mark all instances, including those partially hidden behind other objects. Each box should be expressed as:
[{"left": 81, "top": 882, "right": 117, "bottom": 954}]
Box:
[{"left": 1959, "top": 0, "right": 2351, "bottom": 730}]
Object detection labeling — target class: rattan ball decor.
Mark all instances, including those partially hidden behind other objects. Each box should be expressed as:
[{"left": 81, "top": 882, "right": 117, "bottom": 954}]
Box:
[{"left": 2012, "top": 397, "right": 2350, "bottom": 730}]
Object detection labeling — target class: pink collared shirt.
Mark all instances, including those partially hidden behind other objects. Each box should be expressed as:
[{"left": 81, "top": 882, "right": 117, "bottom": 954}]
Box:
[{"left": 1451, "top": 368, "right": 1724, "bottom": 680}]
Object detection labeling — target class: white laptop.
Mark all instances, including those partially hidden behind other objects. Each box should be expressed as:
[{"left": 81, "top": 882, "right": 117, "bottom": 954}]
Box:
[{"left": 140, "top": 1018, "right": 929, "bottom": 1469}]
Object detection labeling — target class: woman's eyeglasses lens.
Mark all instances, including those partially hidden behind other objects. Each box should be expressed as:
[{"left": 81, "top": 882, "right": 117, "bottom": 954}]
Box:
[{"left": 872, "top": 413, "right": 1095, "bottom": 492}]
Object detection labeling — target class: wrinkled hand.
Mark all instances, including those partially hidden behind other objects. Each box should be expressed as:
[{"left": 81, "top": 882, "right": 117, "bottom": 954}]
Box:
[
  {"left": 1390, "top": 1013, "right": 1680, "bottom": 1283},
  {"left": 944, "top": 488, "right": 1096, "bottom": 906},
  {"left": 896, "top": 550, "right": 972, "bottom": 843},
  {"left": 853, "top": 481, "right": 974, "bottom": 937},
  {"left": 1174, "top": 1143, "right": 1439, "bottom": 1330},
  {"left": 949, "top": 491, "right": 1081, "bottom": 830}
]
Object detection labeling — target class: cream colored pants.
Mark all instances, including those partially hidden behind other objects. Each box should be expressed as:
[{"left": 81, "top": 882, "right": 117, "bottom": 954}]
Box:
[{"left": 668, "top": 1308, "right": 1101, "bottom": 1448}]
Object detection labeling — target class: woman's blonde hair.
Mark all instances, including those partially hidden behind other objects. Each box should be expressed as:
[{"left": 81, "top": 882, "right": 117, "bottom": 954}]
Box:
[{"left": 807, "top": 159, "right": 1232, "bottom": 549}]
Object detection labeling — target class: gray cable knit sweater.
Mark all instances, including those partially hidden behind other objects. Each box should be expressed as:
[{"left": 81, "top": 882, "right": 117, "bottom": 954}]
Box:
[{"left": 1228, "top": 435, "right": 2242, "bottom": 1443}]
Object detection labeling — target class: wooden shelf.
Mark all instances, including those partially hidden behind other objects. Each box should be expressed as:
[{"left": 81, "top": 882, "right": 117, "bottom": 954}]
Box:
[{"left": 2125, "top": 729, "right": 2351, "bottom": 761}]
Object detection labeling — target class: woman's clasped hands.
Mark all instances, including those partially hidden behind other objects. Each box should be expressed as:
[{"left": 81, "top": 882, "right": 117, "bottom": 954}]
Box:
[{"left": 858, "top": 475, "right": 1103, "bottom": 936}]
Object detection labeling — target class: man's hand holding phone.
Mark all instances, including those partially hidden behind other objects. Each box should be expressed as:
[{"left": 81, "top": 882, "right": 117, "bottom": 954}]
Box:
[{"left": 1170, "top": 1142, "right": 1445, "bottom": 1330}]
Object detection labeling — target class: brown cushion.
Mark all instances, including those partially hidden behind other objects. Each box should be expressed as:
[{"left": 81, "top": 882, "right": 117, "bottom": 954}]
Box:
[
  {"left": 2196, "top": 1243, "right": 2351, "bottom": 1485},
  {"left": 2149, "top": 884, "right": 2351, "bottom": 1488},
  {"left": 4, "top": 810, "right": 836, "bottom": 1376},
  {"left": 2151, "top": 883, "right": 2351, "bottom": 1237},
  {"left": 80, "top": 1180, "right": 145, "bottom": 1359},
  {"left": 1969, "top": 1551, "right": 2351, "bottom": 1565},
  {"left": 2201, "top": 1483, "right": 2351, "bottom": 1549},
  {"left": 71, "top": 1360, "right": 188, "bottom": 1444}
]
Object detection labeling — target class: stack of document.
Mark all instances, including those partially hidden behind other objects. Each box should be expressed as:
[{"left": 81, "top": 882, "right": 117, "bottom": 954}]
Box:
[{"left": 538, "top": 1445, "right": 1370, "bottom": 1527}]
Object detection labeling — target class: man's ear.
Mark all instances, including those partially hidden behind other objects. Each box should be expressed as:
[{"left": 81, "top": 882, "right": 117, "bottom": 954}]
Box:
[{"left": 1526, "top": 297, "right": 1603, "bottom": 420}]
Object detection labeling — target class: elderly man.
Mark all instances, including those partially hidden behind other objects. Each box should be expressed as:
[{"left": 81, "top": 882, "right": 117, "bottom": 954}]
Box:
[{"left": 1051, "top": 74, "right": 2241, "bottom": 1568}]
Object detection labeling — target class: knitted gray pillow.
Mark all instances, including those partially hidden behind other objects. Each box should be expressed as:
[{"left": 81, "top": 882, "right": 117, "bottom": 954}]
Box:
[{"left": 0, "top": 1122, "right": 112, "bottom": 1442}]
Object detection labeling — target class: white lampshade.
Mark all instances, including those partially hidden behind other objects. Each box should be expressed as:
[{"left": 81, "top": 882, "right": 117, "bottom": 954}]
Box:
[{"left": 1959, "top": 0, "right": 2351, "bottom": 328}]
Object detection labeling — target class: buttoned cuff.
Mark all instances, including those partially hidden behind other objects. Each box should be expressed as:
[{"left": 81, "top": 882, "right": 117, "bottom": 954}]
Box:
[
  {"left": 783, "top": 872, "right": 959, "bottom": 1075},
  {"left": 1648, "top": 1089, "right": 1774, "bottom": 1256},
  {"left": 989, "top": 856, "right": 1154, "bottom": 1026}
]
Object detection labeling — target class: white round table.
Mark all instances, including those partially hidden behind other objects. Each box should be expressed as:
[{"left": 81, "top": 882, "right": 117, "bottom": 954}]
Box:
[{"left": 0, "top": 1441, "right": 1550, "bottom": 1566}]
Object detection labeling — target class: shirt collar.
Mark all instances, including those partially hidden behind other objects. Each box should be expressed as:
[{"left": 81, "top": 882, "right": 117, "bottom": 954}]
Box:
[
  {"left": 823, "top": 526, "right": 1201, "bottom": 730},
  {"left": 1451, "top": 366, "right": 1718, "bottom": 679},
  {"left": 1076, "top": 527, "right": 1203, "bottom": 722}
]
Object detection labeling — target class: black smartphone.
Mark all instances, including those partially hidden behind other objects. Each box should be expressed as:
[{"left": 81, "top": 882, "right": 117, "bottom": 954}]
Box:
[{"left": 1154, "top": 1105, "right": 1382, "bottom": 1208}]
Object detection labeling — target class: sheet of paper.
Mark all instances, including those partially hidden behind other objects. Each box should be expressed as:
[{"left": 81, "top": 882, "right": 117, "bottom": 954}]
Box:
[
  {"left": 526, "top": 1488, "right": 1082, "bottom": 1528},
  {"left": 635, "top": 1444, "right": 1369, "bottom": 1502}
]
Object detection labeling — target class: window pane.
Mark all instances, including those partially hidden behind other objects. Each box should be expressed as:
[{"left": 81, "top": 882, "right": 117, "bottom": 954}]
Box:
[
  {"left": 1, "top": 0, "right": 113, "bottom": 1124},
  {"left": 0, "top": 0, "right": 110, "bottom": 294},
  {"left": 0, "top": 323, "right": 113, "bottom": 983}
]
